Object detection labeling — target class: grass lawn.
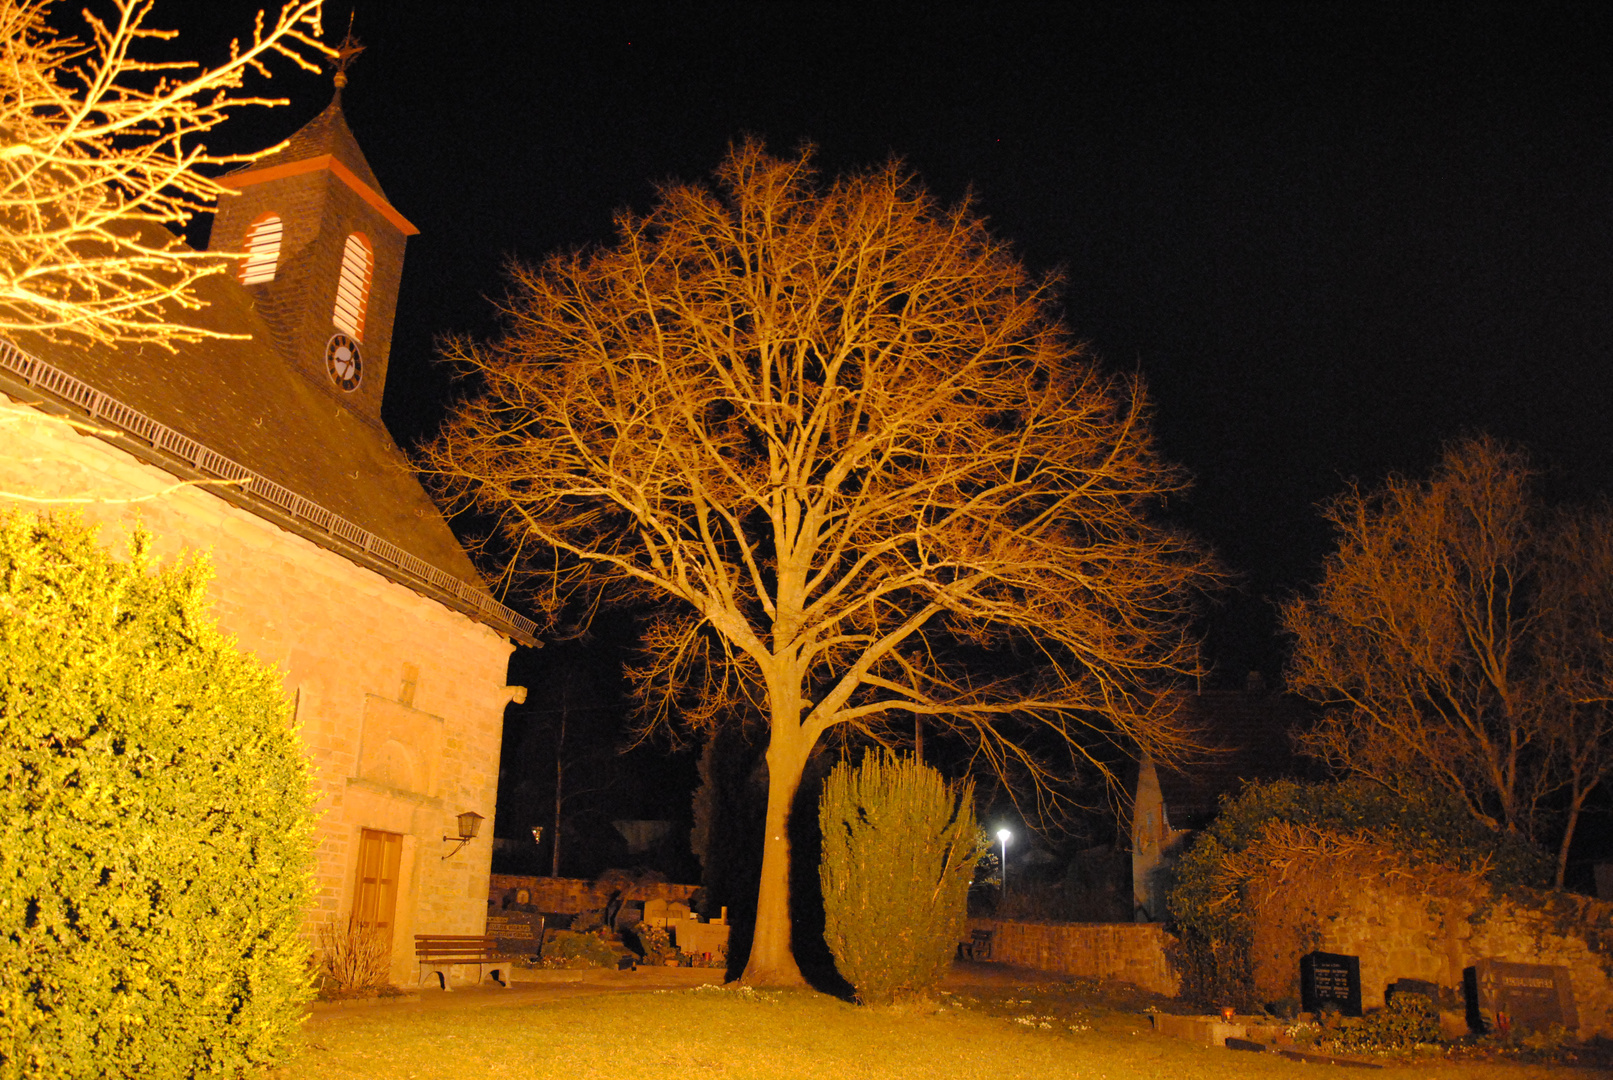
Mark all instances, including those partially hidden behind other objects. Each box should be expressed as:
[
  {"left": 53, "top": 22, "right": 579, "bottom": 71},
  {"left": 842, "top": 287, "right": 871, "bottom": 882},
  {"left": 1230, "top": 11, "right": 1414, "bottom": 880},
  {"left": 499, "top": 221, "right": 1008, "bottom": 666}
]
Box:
[{"left": 273, "top": 980, "right": 1610, "bottom": 1080}]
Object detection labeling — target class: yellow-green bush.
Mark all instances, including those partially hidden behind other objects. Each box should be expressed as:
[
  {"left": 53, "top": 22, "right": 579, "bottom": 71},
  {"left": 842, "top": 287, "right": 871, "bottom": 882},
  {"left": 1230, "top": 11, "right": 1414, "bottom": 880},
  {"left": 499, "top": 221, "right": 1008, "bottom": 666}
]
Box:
[
  {"left": 818, "top": 752, "right": 984, "bottom": 1004},
  {"left": 0, "top": 513, "right": 315, "bottom": 1079}
]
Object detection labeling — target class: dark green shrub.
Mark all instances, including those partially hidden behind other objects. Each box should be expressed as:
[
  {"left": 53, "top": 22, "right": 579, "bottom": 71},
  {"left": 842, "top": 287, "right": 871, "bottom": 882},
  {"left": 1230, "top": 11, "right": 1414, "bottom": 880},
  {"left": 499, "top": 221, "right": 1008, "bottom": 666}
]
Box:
[
  {"left": 1328, "top": 993, "right": 1440, "bottom": 1051},
  {"left": 538, "top": 929, "right": 633, "bottom": 968},
  {"left": 0, "top": 513, "right": 315, "bottom": 1079},
  {"left": 818, "top": 752, "right": 985, "bottom": 1004},
  {"left": 1164, "top": 929, "right": 1257, "bottom": 1012}
]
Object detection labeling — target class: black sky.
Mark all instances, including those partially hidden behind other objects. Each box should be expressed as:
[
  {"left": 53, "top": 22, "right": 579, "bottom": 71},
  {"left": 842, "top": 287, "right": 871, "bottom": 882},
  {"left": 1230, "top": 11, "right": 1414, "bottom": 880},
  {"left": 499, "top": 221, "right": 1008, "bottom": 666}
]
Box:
[{"left": 171, "top": 2, "right": 1613, "bottom": 682}]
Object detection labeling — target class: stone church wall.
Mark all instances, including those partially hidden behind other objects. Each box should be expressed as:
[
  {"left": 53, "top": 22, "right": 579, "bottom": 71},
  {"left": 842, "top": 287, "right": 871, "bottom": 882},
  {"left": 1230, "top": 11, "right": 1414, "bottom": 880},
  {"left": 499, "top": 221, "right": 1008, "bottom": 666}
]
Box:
[
  {"left": 2, "top": 397, "right": 517, "bottom": 985},
  {"left": 1247, "top": 855, "right": 1613, "bottom": 1036}
]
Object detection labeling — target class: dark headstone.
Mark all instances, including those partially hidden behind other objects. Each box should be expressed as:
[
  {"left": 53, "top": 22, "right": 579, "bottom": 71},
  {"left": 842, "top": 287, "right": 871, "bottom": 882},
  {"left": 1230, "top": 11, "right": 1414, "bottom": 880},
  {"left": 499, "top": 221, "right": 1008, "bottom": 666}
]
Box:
[
  {"left": 1301, "top": 951, "right": 1362, "bottom": 1018},
  {"left": 1464, "top": 959, "right": 1578, "bottom": 1035},
  {"left": 486, "top": 912, "right": 544, "bottom": 954}
]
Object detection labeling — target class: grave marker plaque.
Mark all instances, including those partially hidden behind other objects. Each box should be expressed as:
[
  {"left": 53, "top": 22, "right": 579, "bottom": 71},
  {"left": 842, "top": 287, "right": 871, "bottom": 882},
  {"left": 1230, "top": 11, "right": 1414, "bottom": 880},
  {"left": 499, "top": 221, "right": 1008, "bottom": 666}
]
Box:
[
  {"left": 486, "top": 912, "right": 544, "bottom": 955},
  {"left": 1464, "top": 959, "right": 1577, "bottom": 1035},
  {"left": 1300, "top": 951, "right": 1362, "bottom": 1018}
]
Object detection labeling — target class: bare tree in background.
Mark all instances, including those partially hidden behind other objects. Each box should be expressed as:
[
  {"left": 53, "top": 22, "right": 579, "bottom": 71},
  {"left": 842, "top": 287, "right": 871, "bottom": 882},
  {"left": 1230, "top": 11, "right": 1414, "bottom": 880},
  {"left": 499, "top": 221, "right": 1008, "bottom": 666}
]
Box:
[
  {"left": 423, "top": 143, "right": 1217, "bottom": 984},
  {"left": 0, "top": 0, "right": 333, "bottom": 348},
  {"left": 1284, "top": 435, "right": 1613, "bottom": 886},
  {"left": 1539, "top": 506, "right": 1613, "bottom": 887}
]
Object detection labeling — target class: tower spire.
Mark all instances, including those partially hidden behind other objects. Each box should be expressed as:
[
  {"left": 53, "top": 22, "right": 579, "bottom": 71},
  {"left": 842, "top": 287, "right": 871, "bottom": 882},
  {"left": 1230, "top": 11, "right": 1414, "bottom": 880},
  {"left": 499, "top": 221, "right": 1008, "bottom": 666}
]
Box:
[{"left": 328, "top": 12, "right": 365, "bottom": 99}]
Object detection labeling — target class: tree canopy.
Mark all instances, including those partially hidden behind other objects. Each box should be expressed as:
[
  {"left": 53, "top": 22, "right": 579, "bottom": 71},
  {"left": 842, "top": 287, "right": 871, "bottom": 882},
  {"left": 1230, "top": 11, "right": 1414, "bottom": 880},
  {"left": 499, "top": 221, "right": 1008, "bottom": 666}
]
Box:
[
  {"left": 1283, "top": 435, "right": 1613, "bottom": 886},
  {"left": 424, "top": 142, "right": 1217, "bottom": 983}
]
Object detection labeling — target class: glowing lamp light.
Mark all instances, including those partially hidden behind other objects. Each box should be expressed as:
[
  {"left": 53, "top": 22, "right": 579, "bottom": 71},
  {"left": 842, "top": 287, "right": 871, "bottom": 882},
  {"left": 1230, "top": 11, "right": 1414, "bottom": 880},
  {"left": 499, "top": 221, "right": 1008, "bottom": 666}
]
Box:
[
  {"left": 441, "top": 810, "right": 484, "bottom": 859},
  {"left": 997, "top": 828, "right": 1011, "bottom": 896}
]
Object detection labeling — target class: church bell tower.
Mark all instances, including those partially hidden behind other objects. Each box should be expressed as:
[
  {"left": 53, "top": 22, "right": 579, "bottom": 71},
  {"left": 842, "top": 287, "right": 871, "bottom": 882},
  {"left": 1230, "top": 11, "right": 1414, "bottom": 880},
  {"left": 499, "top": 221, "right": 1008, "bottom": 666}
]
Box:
[{"left": 207, "top": 43, "right": 416, "bottom": 426}]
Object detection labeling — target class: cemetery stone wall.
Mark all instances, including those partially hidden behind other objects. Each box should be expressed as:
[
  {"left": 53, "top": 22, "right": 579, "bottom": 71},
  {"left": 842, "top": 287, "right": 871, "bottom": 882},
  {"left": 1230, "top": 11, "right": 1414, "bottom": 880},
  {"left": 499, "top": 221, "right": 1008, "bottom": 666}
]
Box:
[
  {"left": 1247, "top": 856, "right": 1613, "bottom": 1036},
  {"left": 965, "top": 918, "right": 1180, "bottom": 996},
  {"left": 489, "top": 874, "right": 698, "bottom": 914}
]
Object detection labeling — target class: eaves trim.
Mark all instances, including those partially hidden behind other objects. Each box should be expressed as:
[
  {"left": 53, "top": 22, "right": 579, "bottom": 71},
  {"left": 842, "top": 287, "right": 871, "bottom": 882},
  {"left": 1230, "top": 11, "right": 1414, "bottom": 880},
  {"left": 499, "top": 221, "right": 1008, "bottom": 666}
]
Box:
[{"left": 223, "top": 154, "right": 420, "bottom": 236}]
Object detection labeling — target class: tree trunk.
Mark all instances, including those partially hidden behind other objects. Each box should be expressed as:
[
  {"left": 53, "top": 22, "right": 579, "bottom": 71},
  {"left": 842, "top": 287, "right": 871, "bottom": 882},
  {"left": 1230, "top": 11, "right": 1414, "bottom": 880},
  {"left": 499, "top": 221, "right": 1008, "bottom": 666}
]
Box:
[
  {"left": 1555, "top": 789, "right": 1587, "bottom": 890},
  {"left": 740, "top": 724, "right": 810, "bottom": 986}
]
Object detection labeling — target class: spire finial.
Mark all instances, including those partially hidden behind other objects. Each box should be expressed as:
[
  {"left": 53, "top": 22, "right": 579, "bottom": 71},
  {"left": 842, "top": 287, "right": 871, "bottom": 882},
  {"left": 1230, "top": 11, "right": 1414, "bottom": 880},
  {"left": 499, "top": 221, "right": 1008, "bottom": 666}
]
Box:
[{"left": 328, "top": 12, "right": 365, "bottom": 96}]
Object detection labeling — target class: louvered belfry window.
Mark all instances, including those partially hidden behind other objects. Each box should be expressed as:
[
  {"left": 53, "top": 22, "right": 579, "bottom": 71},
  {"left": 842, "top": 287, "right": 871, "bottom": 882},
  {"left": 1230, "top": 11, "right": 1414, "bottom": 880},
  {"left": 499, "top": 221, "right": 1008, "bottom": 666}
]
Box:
[
  {"left": 332, "top": 233, "right": 373, "bottom": 340},
  {"left": 239, "top": 214, "right": 282, "bottom": 284}
]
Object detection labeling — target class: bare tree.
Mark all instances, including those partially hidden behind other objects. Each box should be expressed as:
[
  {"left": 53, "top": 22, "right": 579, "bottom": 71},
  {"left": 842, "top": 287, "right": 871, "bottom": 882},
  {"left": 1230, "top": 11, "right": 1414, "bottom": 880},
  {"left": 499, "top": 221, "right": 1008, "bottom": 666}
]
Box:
[
  {"left": 0, "top": 0, "right": 333, "bottom": 349},
  {"left": 423, "top": 143, "right": 1217, "bottom": 984},
  {"left": 1539, "top": 506, "right": 1613, "bottom": 887},
  {"left": 1283, "top": 435, "right": 1613, "bottom": 886}
]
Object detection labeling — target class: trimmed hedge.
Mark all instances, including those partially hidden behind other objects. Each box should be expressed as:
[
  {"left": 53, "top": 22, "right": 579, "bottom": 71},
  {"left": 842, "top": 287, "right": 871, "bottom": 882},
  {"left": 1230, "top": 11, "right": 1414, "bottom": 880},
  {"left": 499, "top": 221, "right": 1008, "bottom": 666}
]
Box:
[
  {"left": 818, "top": 752, "right": 984, "bottom": 1005},
  {"left": 0, "top": 513, "right": 315, "bottom": 1079}
]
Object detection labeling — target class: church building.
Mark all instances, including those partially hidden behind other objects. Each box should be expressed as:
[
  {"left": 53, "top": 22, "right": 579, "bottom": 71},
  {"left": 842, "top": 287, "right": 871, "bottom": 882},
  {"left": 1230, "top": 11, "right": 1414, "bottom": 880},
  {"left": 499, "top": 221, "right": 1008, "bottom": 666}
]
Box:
[{"left": 0, "top": 88, "right": 534, "bottom": 984}]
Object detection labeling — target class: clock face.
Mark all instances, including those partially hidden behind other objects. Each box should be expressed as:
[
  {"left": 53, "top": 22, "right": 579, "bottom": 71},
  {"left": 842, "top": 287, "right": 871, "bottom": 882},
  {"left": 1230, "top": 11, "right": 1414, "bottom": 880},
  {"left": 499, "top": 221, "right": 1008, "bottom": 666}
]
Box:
[{"left": 325, "top": 333, "right": 363, "bottom": 392}]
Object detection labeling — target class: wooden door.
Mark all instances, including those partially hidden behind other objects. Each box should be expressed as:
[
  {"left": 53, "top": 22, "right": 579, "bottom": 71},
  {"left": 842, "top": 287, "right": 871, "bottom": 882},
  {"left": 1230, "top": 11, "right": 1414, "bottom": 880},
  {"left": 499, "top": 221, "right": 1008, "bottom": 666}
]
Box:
[{"left": 352, "top": 828, "right": 403, "bottom": 949}]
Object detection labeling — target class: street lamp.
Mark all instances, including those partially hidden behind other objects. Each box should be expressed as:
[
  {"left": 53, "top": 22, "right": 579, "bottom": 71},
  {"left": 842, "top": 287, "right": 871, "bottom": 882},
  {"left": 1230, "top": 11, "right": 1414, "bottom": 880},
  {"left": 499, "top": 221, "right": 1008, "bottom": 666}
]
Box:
[{"left": 997, "top": 828, "right": 1011, "bottom": 896}]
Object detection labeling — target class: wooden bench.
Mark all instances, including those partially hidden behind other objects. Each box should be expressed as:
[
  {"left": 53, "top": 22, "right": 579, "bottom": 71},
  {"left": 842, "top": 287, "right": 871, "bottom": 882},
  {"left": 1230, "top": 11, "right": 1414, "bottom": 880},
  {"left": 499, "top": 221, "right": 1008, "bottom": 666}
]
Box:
[
  {"left": 957, "top": 928, "right": 993, "bottom": 962},
  {"left": 414, "top": 934, "right": 513, "bottom": 990}
]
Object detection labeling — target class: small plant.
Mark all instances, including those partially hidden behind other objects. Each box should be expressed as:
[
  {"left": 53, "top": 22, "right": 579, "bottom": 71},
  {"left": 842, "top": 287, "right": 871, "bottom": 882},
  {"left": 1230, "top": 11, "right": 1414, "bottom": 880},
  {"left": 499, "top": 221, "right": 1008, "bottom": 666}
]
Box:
[
  {"left": 633, "top": 922, "right": 678, "bottom": 964},
  {"left": 316, "top": 915, "right": 393, "bottom": 995},
  {"left": 539, "top": 929, "right": 633, "bottom": 968},
  {"left": 818, "top": 752, "right": 986, "bottom": 1005},
  {"left": 1324, "top": 993, "right": 1440, "bottom": 1052},
  {"left": 570, "top": 907, "right": 607, "bottom": 934}
]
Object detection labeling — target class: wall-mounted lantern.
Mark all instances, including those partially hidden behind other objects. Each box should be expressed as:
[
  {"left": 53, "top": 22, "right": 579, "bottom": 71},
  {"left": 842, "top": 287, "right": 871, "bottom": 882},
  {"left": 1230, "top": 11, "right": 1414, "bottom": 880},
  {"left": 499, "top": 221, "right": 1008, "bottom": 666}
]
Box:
[{"left": 441, "top": 810, "right": 484, "bottom": 860}]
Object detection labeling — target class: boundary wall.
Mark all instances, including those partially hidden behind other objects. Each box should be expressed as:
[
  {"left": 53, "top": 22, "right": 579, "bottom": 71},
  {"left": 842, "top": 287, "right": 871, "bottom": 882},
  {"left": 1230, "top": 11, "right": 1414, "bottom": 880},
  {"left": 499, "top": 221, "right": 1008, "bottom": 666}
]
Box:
[
  {"left": 490, "top": 874, "right": 699, "bottom": 914},
  {"left": 966, "top": 917, "right": 1179, "bottom": 996}
]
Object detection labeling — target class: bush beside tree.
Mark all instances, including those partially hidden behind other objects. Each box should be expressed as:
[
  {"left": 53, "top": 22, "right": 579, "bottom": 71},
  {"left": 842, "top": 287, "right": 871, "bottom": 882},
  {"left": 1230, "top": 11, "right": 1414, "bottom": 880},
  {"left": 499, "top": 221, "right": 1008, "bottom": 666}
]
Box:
[
  {"left": 818, "top": 753, "right": 984, "bottom": 1004},
  {"left": 0, "top": 513, "right": 315, "bottom": 1079}
]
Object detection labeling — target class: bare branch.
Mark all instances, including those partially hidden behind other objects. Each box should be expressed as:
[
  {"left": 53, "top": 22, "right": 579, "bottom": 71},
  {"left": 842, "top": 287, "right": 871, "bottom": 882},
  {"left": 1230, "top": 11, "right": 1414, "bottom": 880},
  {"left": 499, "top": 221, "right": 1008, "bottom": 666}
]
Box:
[
  {"left": 1283, "top": 435, "right": 1613, "bottom": 886},
  {"left": 0, "top": 0, "right": 335, "bottom": 348}
]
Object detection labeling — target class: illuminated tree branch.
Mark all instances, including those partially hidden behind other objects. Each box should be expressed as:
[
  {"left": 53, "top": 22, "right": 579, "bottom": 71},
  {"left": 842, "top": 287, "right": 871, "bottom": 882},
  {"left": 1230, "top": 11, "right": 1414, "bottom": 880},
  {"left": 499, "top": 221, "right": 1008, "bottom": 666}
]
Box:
[{"left": 0, "top": 0, "right": 334, "bottom": 348}]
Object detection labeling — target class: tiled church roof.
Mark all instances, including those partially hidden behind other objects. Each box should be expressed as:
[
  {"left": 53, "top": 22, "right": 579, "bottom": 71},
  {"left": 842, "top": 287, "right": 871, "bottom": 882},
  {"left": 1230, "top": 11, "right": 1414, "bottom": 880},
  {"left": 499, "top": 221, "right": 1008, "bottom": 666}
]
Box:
[{"left": 240, "top": 97, "right": 386, "bottom": 196}]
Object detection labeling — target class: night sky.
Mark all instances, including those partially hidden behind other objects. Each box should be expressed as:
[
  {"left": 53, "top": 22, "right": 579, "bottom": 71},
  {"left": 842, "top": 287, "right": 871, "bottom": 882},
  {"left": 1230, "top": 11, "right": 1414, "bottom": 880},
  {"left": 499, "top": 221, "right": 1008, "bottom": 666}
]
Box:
[{"left": 178, "top": 3, "right": 1612, "bottom": 683}]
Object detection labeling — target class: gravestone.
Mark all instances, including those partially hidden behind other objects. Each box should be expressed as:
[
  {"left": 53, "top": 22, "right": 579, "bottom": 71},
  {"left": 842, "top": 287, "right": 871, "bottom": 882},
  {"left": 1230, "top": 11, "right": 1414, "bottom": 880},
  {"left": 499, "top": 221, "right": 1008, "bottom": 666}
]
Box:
[
  {"left": 486, "top": 911, "right": 545, "bottom": 955},
  {"left": 1464, "top": 959, "right": 1578, "bottom": 1035},
  {"left": 1387, "top": 977, "right": 1453, "bottom": 1007},
  {"left": 1300, "top": 951, "right": 1362, "bottom": 1018}
]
